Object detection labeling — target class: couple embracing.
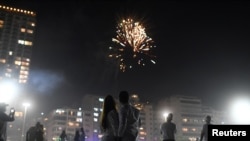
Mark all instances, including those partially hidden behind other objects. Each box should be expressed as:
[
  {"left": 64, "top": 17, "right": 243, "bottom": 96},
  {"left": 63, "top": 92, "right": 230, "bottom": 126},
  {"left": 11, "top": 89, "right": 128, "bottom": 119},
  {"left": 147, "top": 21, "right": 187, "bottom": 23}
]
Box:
[{"left": 100, "top": 91, "right": 140, "bottom": 141}]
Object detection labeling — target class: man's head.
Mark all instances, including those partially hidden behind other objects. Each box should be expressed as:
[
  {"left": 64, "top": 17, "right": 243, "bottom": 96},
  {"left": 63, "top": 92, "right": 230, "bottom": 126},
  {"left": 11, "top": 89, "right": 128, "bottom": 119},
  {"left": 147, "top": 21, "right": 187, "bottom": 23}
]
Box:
[
  {"left": 167, "top": 113, "right": 173, "bottom": 122},
  {"left": 205, "top": 115, "right": 211, "bottom": 124},
  {"left": 119, "top": 91, "right": 129, "bottom": 104},
  {"left": 0, "top": 103, "right": 8, "bottom": 112}
]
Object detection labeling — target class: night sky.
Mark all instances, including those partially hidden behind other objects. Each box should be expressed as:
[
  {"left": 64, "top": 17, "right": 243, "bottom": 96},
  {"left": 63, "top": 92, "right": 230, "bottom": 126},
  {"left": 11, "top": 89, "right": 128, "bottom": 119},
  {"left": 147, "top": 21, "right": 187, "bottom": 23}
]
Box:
[{"left": 2, "top": 0, "right": 250, "bottom": 112}]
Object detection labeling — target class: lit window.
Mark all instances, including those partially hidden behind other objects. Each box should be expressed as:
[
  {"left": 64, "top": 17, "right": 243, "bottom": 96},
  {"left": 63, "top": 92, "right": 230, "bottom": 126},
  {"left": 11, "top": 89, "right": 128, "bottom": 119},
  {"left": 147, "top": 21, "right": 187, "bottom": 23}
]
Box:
[
  {"left": 0, "top": 20, "right": 4, "bottom": 28},
  {"left": 24, "top": 41, "right": 32, "bottom": 46},
  {"left": 99, "top": 98, "right": 104, "bottom": 102},
  {"left": 93, "top": 113, "right": 99, "bottom": 117},
  {"left": 31, "top": 22, "right": 35, "bottom": 27},
  {"left": 76, "top": 118, "right": 82, "bottom": 122},
  {"left": 15, "top": 61, "right": 21, "bottom": 65},
  {"left": 68, "top": 122, "right": 74, "bottom": 126},
  {"left": 182, "top": 128, "right": 188, "bottom": 132},
  {"left": 77, "top": 111, "right": 82, "bottom": 116},
  {"left": 18, "top": 40, "right": 32, "bottom": 46},
  {"left": 56, "top": 109, "right": 65, "bottom": 114},
  {"left": 9, "top": 51, "right": 13, "bottom": 56},
  {"left": 27, "top": 29, "right": 33, "bottom": 34},
  {"left": 20, "top": 71, "right": 28, "bottom": 75},
  {"left": 93, "top": 108, "right": 98, "bottom": 111},
  {"left": 0, "top": 59, "right": 6, "bottom": 63},
  {"left": 183, "top": 118, "right": 188, "bottom": 122},
  {"left": 19, "top": 80, "right": 27, "bottom": 83},
  {"left": 18, "top": 40, "right": 24, "bottom": 44},
  {"left": 21, "top": 62, "right": 30, "bottom": 66},
  {"left": 93, "top": 118, "right": 98, "bottom": 122},
  {"left": 20, "top": 28, "right": 26, "bottom": 32}
]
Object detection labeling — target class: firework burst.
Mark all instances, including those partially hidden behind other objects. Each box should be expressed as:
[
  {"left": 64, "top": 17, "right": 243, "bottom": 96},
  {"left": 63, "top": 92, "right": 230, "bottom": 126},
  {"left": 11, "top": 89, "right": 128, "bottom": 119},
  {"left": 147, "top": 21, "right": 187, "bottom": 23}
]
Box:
[{"left": 109, "top": 18, "right": 156, "bottom": 72}]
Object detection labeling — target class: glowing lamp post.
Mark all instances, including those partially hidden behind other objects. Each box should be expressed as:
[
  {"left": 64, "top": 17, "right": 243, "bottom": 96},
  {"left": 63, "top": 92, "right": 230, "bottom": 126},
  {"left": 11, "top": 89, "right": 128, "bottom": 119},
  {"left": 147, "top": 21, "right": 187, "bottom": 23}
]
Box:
[
  {"left": 163, "top": 112, "right": 169, "bottom": 122},
  {"left": 229, "top": 97, "right": 250, "bottom": 124},
  {"left": 21, "top": 102, "right": 30, "bottom": 141}
]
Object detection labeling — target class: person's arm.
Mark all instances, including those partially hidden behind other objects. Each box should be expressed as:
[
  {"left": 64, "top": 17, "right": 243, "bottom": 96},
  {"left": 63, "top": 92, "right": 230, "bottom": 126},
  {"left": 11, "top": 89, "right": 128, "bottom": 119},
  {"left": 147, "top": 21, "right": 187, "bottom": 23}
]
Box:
[
  {"left": 160, "top": 124, "right": 163, "bottom": 134},
  {"left": 118, "top": 106, "right": 128, "bottom": 137},
  {"left": 0, "top": 112, "right": 14, "bottom": 121},
  {"left": 200, "top": 125, "right": 204, "bottom": 141},
  {"left": 108, "top": 111, "right": 119, "bottom": 136},
  {"left": 174, "top": 124, "right": 177, "bottom": 134}
]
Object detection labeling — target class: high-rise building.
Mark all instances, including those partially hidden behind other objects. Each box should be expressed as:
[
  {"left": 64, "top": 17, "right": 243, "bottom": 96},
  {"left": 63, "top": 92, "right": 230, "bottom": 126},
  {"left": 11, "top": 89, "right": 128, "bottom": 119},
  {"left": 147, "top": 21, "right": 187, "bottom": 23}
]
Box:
[
  {"left": 0, "top": 5, "right": 36, "bottom": 84},
  {"left": 45, "top": 108, "right": 84, "bottom": 141},
  {"left": 82, "top": 94, "right": 104, "bottom": 141},
  {"left": 157, "top": 95, "right": 227, "bottom": 141},
  {"left": 130, "top": 94, "right": 155, "bottom": 141}
]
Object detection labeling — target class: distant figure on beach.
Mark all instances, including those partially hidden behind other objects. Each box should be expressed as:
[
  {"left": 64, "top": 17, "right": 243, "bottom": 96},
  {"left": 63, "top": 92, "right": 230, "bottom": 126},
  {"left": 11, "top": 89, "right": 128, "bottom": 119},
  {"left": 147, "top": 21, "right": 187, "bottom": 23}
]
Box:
[
  {"left": 26, "top": 122, "right": 44, "bottom": 141},
  {"left": 74, "top": 130, "right": 80, "bottom": 141},
  {"left": 160, "top": 113, "right": 177, "bottom": 141},
  {"left": 118, "top": 91, "right": 140, "bottom": 141},
  {"left": 80, "top": 127, "right": 86, "bottom": 141},
  {"left": 100, "top": 95, "right": 119, "bottom": 141},
  {"left": 59, "top": 130, "right": 68, "bottom": 141},
  {"left": 200, "top": 115, "right": 212, "bottom": 141}
]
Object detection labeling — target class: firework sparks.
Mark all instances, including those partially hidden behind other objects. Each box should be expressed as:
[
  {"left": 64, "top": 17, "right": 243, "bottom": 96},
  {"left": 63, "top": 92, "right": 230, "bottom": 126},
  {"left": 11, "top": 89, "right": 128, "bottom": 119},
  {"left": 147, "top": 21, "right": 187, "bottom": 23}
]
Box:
[{"left": 109, "top": 18, "right": 156, "bottom": 72}]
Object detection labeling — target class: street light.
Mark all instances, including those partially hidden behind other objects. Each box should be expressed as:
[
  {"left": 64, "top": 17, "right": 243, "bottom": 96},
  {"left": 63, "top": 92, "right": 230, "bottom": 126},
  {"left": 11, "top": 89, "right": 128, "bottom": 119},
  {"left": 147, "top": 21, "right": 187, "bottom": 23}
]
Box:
[
  {"left": 21, "top": 102, "right": 30, "bottom": 141},
  {"left": 229, "top": 97, "right": 250, "bottom": 124},
  {"left": 163, "top": 112, "right": 169, "bottom": 122}
]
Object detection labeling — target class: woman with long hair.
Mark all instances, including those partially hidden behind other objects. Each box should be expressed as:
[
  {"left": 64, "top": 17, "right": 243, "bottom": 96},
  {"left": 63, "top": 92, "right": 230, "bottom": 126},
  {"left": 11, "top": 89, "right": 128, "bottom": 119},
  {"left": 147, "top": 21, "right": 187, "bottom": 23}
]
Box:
[{"left": 100, "top": 95, "right": 119, "bottom": 141}]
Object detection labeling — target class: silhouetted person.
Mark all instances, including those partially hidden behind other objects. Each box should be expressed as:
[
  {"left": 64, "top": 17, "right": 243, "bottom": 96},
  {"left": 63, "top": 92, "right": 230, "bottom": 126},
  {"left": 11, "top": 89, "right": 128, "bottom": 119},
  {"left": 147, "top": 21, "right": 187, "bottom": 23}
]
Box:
[
  {"left": 100, "top": 95, "right": 119, "bottom": 141},
  {"left": 35, "top": 122, "right": 44, "bottom": 141},
  {"left": 200, "top": 115, "right": 212, "bottom": 141},
  {"left": 74, "top": 130, "right": 80, "bottom": 141},
  {"left": 118, "top": 91, "right": 140, "bottom": 141},
  {"left": 26, "top": 122, "right": 44, "bottom": 141},
  {"left": 26, "top": 126, "right": 36, "bottom": 141},
  {"left": 0, "top": 103, "right": 15, "bottom": 141},
  {"left": 79, "top": 127, "right": 85, "bottom": 141},
  {"left": 160, "top": 113, "right": 177, "bottom": 141},
  {"left": 60, "top": 130, "right": 67, "bottom": 141}
]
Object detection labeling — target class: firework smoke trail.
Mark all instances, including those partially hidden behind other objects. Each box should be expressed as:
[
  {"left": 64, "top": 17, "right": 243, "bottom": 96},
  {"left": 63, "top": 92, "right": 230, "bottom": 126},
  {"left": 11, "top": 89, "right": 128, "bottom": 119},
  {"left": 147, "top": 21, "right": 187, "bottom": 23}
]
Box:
[{"left": 109, "top": 18, "right": 156, "bottom": 72}]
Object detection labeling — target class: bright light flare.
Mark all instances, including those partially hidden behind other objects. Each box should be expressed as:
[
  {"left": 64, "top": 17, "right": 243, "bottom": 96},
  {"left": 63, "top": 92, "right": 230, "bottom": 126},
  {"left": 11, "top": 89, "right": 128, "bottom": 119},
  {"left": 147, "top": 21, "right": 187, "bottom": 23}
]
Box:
[
  {"left": 0, "top": 81, "right": 18, "bottom": 103},
  {"left": 22, "top": 102, "right": 31, "bottom": 108},
  {"left": 162, "top": 111, "right": 170, "bottom": 122},
  {"left": 229, "top": 96, "right": 250, "bottom": 124}
]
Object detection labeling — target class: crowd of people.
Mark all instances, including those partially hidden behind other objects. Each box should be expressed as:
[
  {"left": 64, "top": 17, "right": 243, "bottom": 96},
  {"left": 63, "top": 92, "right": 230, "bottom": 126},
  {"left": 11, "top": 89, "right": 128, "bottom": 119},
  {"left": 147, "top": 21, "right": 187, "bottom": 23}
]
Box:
[
  {"left": 100, "top": 91, "right": 141, "bottom": 141},
  {"left": 0, "top": 90, "right": 212, "bottom": 141},
  {"left": 99, "top": 90, "right": 212, "bottom": 141}
]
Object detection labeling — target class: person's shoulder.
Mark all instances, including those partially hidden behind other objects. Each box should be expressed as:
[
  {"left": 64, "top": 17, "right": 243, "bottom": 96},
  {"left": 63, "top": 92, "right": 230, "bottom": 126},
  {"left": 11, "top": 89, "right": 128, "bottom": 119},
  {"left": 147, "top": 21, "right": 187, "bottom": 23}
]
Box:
[
  {"left": 161, "top": 122, "right": 167, "bottom": 126},
  {"left": 172, "top": 122, "right": 176, "bottom": 125},
  {"left": 130, "top": 105, "right": 139, "bottom": 111}
]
